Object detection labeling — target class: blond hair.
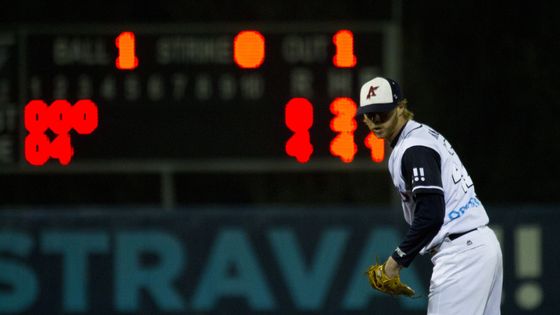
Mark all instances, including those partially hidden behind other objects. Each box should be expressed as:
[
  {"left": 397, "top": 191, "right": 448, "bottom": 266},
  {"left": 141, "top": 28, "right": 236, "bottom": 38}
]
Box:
[{"left": 399, "top": 99, "right": 414, "bottom": 120}]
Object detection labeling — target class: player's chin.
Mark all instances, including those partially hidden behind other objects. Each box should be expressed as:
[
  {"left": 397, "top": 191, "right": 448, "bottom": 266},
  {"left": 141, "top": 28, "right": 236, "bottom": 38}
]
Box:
[{"left": 373, "top": 128, "right": 386, "bottom": 139}]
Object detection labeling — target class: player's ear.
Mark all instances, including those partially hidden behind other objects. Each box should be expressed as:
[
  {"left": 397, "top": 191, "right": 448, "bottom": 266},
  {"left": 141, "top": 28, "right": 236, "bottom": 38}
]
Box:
[{"left": 396, "top": 104, "right": 405, "bottom": 116}]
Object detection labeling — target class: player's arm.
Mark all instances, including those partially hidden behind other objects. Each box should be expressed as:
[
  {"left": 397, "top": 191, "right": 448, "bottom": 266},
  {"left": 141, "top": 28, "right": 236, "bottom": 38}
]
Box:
[{"left": 391, "top": 146, "right": 445, "bottom": 268}]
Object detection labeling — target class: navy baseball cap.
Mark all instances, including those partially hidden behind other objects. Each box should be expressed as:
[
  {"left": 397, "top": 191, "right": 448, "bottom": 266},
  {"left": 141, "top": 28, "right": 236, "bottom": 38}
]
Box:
[{"left": 358, "top": 77, "right": 404, "bottom": 115}]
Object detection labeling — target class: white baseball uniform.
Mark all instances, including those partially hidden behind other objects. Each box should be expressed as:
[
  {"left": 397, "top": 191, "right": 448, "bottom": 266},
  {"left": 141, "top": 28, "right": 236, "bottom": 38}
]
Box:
[{"left": 388, "top": 120, "right": 503, "bottom": 315}]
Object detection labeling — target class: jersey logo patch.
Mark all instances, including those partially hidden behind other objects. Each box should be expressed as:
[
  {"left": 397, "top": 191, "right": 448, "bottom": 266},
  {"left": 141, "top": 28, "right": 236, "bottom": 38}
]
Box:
[{"left": 413, "top": 167, "right": 425, "bottom": 182}]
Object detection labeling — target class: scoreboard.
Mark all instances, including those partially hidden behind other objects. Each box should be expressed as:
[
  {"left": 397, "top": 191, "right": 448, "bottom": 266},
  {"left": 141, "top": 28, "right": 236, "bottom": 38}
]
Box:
[{"left": 0, "top": 22, "right": 401, "bottom": 172}]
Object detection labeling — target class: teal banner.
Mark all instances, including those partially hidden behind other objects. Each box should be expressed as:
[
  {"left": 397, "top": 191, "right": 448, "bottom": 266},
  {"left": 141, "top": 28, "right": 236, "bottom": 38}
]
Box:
[{"left": 0, "top": 206, "right": 557, "bottom": 314}]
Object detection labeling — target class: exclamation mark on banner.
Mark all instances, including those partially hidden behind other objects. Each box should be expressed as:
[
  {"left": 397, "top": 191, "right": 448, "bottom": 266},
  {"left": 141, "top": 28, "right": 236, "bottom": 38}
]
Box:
[{"left": 515, "top": 225, "right": 543, "bottom": 310}]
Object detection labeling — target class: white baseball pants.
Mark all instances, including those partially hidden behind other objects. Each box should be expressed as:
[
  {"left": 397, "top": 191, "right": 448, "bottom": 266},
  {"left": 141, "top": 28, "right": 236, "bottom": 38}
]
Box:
[{"left": 428, "top": 226, "right": 503, "bottom": 315}]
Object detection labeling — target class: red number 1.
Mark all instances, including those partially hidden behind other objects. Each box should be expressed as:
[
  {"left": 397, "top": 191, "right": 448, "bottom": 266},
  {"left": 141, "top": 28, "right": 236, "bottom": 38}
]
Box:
[
  {"left": 364, "top": 132, "right": 385, "bottom": 163},
  {"left": 332, "top": 30, "right": 357, "bottom": 68},
  {"left": 115, "top": 31, "right": 138, "bottom": 70}
]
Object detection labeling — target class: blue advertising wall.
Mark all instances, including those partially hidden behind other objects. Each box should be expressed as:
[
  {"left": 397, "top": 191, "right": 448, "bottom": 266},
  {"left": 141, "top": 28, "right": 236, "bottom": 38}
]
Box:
[{"left": 0, "top": 205, "right": 557, "bottom": 314}]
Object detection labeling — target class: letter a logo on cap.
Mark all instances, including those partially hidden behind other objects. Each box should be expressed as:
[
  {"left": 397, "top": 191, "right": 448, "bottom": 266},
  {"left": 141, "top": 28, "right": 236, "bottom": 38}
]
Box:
[{"left": 366, "top": 85, "right": 378, "bottom": 99}]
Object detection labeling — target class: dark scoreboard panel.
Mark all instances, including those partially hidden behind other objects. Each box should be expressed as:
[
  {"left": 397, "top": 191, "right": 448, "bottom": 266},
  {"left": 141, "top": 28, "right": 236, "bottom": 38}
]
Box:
[
  {"left": 3, "top": 23, "right": 400, "bottom": 170},
  {"left": 0, "top": 33, "right": 18, "bottom": 165}
]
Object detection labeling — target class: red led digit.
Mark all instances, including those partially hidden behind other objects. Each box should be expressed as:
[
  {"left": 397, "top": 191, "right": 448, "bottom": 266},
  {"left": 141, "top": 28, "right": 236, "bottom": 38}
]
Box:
[
  {"left": 285, "top": 98, "right": 313, "bottom": 163},
  {"left": 48, "top": 100, "right": 73, "bottom": 135},
  {"left": 332, "top": 30, "right": 357, "bottom": 68},
  {"left": 234, "top": 30, "right": 265, "bottom": 69},
  {"left": 24, "top": 100, "right": 49, "bottom": 133},
  {"left": 115, "top": 31, "right": 139, "bottom": 70},
  {"left": 24, "top": 133, "right": 50, "bottom": 166},
  {"left": 286, "top": 133, "right": 313, "bottom": 163},
  {"left": 364, "top": 132, "right": 385, "bottom": 163},
  {"left": 329, "top": 97, "right": 357, "bottom": 163},
  {"left": 25, "top": 100, "right": 51, "bottom": 166},
  {"left": 72, "top": 99, "right": 99, "bottom": 134},
  {"left": 49, "top": 133, "right": 74, "bottom": 166}
]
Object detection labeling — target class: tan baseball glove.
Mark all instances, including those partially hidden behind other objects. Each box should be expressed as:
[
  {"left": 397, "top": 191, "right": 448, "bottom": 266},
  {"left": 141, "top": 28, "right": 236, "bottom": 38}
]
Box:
[{"left": 365, "top": 263, "right": 416, "bottom": 297}]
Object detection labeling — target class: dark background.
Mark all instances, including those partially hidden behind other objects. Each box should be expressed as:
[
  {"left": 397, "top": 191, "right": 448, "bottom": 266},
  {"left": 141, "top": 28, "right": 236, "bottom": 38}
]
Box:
[
  {"left": 1, "top": 0, "right": 558, "bottom": 206},
  {"left": 0, "top": 2, "right": 557, "bottom": 315}
]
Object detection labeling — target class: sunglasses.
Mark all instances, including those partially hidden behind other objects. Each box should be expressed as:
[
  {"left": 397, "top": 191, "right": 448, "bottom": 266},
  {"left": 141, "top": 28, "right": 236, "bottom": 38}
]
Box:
[{"left": 364, "top": 109, "right": 395, "bottom": 123}]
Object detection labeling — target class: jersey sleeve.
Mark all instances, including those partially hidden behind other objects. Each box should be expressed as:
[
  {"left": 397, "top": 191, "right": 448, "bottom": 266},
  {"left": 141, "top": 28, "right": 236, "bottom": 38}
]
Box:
[
  {"left": 391, "top": 145, "right": 445, "bottom": 267},
  {"left": 391, "top": 193, "right": 445, "bottom": 267},
  {"left": 401, "top": 146, "right": 443, "bottom": 195}
]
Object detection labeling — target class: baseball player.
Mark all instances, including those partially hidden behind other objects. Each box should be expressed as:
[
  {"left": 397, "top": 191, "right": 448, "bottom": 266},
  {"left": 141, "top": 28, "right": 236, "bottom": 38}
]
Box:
[{"left": 359, "top": 77, "right": 503, "bottom": 314}]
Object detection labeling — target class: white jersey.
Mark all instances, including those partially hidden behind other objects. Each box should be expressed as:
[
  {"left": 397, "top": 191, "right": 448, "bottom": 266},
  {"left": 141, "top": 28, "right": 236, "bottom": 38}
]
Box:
[{"left": 388, "top": 120, "right": 489, "bottom": 255}]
